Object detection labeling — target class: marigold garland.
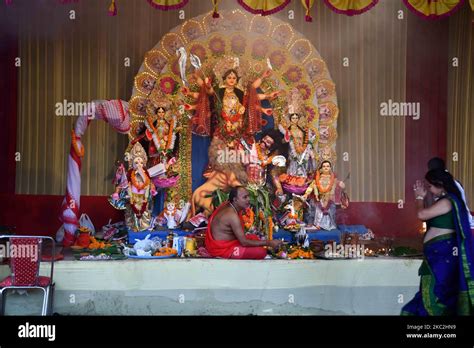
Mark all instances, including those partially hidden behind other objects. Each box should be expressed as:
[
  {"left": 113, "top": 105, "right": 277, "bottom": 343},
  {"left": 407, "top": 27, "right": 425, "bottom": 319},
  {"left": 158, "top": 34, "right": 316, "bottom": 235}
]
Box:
[
  {"left": 315, "top": 170, "right": 335, "bottom": 193},
  {"left": 131, "top": 170, "right": 150, "bottom": 190},
  {"left": 221, "top": 111, "right": 242, "bottom": 123},
  {"left": 154, "top": 247, "right": 178, "bottom": 257},
  {"left": 290, "top": 127, "right": 309, "bottom": 155},
  {"left": 267, "top": 216, "right": 273, "bottom": 240},
  {"left": 161, "top": 205, "right": 178, "bottom": 220},
  {"left": 147, "top": 116, "right": 175, "bottom": 151},
  {"left": 287, "top": 247, "right": 314, "bottom": 259},
  {"left": 240, "top": 208, "right": 255, "bottom": 229},
  {"left": 88, "top": 236, "right": 111, "bottom": 250},
  {"left": 256, "top": 143, "right": 274, "bottom": 167}
]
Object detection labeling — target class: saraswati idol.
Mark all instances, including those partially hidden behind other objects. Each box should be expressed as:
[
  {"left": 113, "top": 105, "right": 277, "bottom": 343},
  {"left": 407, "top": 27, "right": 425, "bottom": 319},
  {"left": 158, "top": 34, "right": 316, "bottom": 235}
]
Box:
[{"left": 278, "top": 88, "right": 318, "bottom": 195}]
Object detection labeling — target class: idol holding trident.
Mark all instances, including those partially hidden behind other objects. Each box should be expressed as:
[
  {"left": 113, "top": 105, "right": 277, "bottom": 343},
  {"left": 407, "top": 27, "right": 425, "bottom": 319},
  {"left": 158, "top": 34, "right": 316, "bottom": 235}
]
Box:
[{"left": 180, "top": 49, "right": 281, "bottom": 151}]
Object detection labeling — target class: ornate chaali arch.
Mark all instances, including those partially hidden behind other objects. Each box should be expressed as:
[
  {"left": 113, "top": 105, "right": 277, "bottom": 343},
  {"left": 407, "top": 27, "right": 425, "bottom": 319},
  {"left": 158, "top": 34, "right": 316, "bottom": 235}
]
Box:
[{"left": 129, "top": 9, "right": 339, "bottom": 202}]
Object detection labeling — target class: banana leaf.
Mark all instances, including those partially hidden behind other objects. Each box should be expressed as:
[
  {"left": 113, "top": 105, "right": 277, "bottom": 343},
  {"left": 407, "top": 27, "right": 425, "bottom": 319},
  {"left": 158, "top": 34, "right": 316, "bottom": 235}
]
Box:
[
  {"left": 72, "top": 245, "right": 122, "bottom": 256},
  {"left": 206, "top": 189, "right": 229, "bottom": 209},
  {"left": 247, "top": 186, "right": 272, "bottom": 217}
]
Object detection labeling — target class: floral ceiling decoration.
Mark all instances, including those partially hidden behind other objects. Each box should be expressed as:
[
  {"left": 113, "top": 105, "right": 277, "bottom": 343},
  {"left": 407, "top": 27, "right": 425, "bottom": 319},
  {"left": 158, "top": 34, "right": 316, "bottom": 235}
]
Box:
[
  {"left": 323, "top": 0, "right": 379, "bottom": 16},
  {"left": 3, "top": 0, "right": 470, "bottom": 20},
  {"left": 301, "top": 0, "right": 316, "bottom": 21},
  {"left": 237, "top": 0, "right": 292, "bottom": 15},
  {"left": 146, "top": 0, "right": 189, "bottom": 11},
  {"left": 211, "top": 0, "right": 221, "bottom": 17},
  {"left": 403, "top": 0, "right": 465, "bottom": 20}
]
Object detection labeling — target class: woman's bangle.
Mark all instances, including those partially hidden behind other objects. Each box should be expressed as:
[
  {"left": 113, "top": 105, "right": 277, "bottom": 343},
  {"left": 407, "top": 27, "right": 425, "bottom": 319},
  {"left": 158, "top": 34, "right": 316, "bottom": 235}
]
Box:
[{"left": 415, "top": 196, "right": 424, "bottom": 200}]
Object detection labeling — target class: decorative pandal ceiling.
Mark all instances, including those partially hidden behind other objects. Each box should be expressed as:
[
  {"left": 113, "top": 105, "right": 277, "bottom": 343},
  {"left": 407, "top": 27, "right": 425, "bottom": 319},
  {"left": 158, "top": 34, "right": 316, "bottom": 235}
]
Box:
[{"left": 3, "top": 0, "right": 471, "bottom": 20}]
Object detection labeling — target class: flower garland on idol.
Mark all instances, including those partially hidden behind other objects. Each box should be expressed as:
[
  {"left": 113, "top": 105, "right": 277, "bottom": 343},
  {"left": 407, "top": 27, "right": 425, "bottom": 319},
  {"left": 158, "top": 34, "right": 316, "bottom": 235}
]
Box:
[
  {"left": 145, "top": 115, "right": 176, "bottom": 153},
  {"left": 288, "top": 132, "right": 310, "bottom": 164},
  {"left": 315, "top": 170, "right": 335, "bottom": 193},
  {"left": 256, "top": 143, "right": 274, "bottom": 167},
  {"left": 130, "top": 170, "right": 150, "bottom": 190},
  {"left": 290, "top": 127, "right": 310, "bottom": 155}
]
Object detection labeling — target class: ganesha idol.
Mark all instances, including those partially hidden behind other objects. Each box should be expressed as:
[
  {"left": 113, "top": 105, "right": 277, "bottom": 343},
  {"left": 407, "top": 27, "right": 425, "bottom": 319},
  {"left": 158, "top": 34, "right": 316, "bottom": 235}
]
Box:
[{"left": 109, "top": 142, "right": 157, "bottom": 232}]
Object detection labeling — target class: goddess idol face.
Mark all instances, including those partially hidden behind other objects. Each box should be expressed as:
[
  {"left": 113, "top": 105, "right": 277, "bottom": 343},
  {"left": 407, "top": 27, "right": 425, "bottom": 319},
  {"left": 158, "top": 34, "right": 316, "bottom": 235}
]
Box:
[
  {"left": 290, "top": 113, "right": 300, "bottom": 125},
  {"left": 157, "top": 107, "right": 166, "bottom": 118},
  {"left": 320, "top": 161, "right": 332, "bottom": 175},
  {"left": 223, "top": 70, "right": 238, "bottom": 87}
]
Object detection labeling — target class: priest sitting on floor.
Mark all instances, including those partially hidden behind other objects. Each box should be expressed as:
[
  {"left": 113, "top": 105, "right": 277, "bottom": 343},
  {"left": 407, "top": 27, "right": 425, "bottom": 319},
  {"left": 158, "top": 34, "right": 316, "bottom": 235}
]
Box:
[{"left": 205, "top": 186, "right": 283, "bottom": 259}]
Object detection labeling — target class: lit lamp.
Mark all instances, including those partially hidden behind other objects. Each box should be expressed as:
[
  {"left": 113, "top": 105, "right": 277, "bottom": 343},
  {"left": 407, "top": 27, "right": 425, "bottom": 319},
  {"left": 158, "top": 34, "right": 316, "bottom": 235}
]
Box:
[{"left": 420, "top": 222, "right": 427, "bottom": 234}]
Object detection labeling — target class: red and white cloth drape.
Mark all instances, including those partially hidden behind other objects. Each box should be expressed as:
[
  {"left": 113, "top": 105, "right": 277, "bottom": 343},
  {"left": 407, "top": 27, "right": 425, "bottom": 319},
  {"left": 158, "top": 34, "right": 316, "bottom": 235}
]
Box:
[{"left": 60, "top": 100, "right": 130, "bottom": 247}]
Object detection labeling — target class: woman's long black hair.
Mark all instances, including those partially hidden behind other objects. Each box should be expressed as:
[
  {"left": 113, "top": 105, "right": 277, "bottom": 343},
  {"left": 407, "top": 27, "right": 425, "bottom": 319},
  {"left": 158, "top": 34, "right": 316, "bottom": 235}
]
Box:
[{"left": 425, "top": 169, "right": 465, "bottom": 208}]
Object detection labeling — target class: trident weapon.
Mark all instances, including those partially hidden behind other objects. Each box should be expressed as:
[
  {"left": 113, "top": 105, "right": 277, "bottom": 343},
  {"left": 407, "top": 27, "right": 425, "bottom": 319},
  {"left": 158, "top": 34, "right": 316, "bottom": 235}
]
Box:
[{"left": 176, "top": 47, "right": 188, "bottom": 87}]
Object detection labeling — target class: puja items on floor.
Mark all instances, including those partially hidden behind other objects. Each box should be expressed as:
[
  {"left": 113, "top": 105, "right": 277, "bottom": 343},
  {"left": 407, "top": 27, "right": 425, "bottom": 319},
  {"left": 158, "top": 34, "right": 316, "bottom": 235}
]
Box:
[
  {"left": 183, "top": 236, "right": 197, "bottom": 257},
  {"left": 341, "top": 232, "right": 360, "bottom": 246},
  {"left": 122, "top": 233, "right": 184, "bottom": 258},
  {"left": 193, "top": 228, "right": 206, "bottom": 249},
  {"left": 72, "top": 231, "right": 114, "bottom": 250},
  {"left": 98, "top": 220, "right": 128, "bottom": 242},
  {"left": 72, "top": 234, "right": 124, "bottom": 261},
  {"left": 125, "top": 234, "right": 160, "bottom": 257},
  {"left": 287, "top": 247, "right": 314, "bottom": 259},
  {"left": 363, "top": 238, "right": 421, "bottom": 257},
  {"left": 79, "top": 254, "right": 115, "bottom": 261},
  {"left": 88, "top": 237, "right": 112, "bottom": 250},
  {"left": 364, "top": 237, "right": 395, "bottom": 257},
  {"left": 309, "top": 240, "right": 325, "bottom": 254},
  {"left": 153, "top": 247, "right": 178, "bottom": 257},
  {"left": 74, "top": 226, "right": 93, "bottom": 248},
  {"left": 273, "top": 244, "right": 315, "bottom": 259}
]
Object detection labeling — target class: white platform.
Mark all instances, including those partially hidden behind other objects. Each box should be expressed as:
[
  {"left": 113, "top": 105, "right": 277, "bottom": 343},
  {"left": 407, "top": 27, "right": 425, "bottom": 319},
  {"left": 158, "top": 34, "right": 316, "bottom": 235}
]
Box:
[{"left": 0, "top": 258, "right": 422, "bottom": 315}]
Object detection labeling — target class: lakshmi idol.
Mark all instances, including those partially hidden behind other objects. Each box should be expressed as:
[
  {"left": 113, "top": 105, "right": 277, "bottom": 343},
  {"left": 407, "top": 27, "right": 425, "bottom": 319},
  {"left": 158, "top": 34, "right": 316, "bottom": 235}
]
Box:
[
  {"left": 302, "top": 160, "right": 347, "bottom": 230},
  {"left": 109, "top": 142, "right": 157, "bottom": 231}
]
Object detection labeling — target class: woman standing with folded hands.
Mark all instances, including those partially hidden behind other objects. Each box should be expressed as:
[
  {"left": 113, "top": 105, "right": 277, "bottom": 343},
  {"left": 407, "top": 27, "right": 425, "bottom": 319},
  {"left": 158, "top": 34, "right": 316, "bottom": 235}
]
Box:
[{"left": 402, "top": 169, "right": 474, "bottom": 316}]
